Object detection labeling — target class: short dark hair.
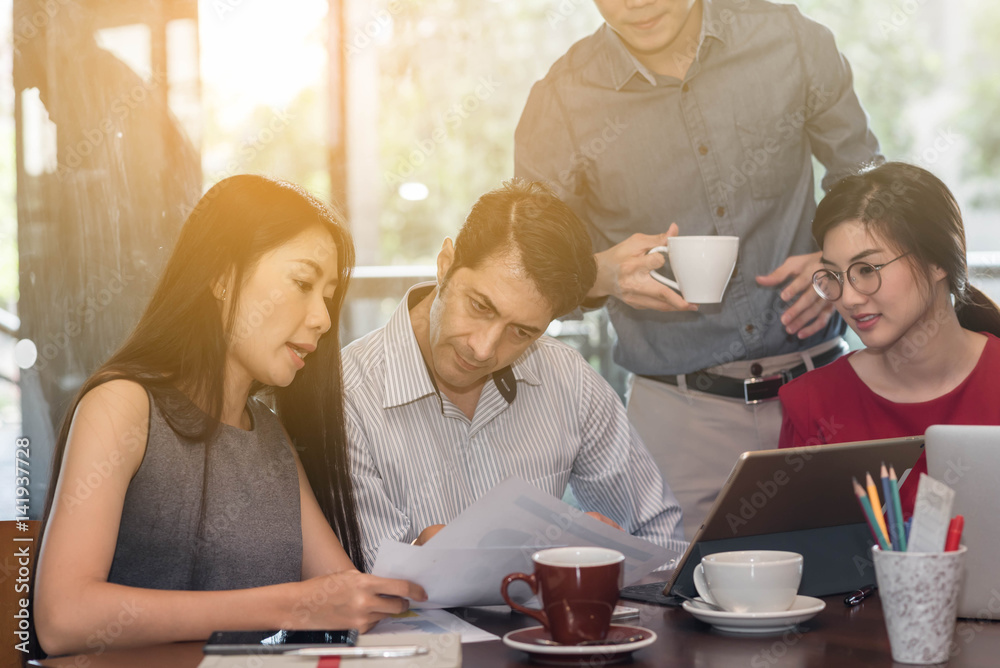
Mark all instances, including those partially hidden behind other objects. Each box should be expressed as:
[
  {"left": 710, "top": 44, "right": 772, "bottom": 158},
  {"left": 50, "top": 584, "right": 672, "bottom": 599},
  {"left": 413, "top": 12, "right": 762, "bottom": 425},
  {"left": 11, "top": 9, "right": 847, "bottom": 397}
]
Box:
[
  {"left": 448, "top": 179, "right": 597, "bottom": 317},
  {"left": 812, "top": 161, "right": 1000, "bottom": 335}
]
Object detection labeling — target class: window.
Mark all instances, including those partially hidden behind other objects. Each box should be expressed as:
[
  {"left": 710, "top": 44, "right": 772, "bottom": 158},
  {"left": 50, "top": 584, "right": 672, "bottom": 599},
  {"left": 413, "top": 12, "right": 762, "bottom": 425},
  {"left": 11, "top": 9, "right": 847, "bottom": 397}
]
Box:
[{"left": 3, "top": 0, "right": 1000, "bottom": 517}]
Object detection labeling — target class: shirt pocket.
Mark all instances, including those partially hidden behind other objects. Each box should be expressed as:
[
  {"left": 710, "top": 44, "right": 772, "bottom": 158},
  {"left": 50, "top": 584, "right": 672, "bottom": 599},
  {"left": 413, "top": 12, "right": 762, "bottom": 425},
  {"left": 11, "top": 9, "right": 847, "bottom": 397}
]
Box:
[{"left": 734, "top": 113, "right": 804, "bottom": 201}]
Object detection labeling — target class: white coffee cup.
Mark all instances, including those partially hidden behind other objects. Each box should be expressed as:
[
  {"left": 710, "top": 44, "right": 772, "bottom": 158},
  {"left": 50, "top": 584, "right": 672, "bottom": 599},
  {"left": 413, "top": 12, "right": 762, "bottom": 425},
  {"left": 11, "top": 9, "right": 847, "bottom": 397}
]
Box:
[
  {"left": 692, "top": 550, "right": 803, "bottom": 613},
  {"left": 647, "top": 236, "right": 739, "bottom": 303}
]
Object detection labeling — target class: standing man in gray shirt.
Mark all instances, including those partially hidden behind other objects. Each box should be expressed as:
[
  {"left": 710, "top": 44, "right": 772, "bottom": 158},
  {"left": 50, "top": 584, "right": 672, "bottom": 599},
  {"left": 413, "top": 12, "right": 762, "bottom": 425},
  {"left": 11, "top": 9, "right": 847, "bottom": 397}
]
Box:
[{"left": 515, "top": 0, "right": 882, "bottom": 537}]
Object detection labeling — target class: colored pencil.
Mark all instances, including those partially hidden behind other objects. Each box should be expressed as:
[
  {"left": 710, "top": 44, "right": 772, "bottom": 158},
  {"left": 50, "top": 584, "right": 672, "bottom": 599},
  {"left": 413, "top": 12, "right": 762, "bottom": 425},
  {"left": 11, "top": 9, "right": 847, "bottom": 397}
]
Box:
[
  {"left": 866, "top": 472, "right": 892, "bottom": 550},
  {"left": 852, "top": 477, "right": 880, "bottom": 544},
  {"left": 945, "top": 515, "right": 964, "bottom": 552},
  {"left": 853, "top": 477, "right": 889, "bottom": 550},
  {"left": 888, "top": 465, "right": 907, "bottom": 552},
  {"left": 880, "top": 464, "right": 898, "bottom": 551}
]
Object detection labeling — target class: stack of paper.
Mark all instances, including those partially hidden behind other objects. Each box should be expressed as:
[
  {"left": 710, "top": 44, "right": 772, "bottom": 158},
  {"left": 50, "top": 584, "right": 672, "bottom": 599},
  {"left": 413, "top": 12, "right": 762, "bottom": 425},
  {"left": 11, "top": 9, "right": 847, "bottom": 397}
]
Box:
[
  {"left": 368, "top": 609, "right": 497, "bottom": 643},
  {"left": 372, "top": 477, "right": 681, "bottom": 608}
]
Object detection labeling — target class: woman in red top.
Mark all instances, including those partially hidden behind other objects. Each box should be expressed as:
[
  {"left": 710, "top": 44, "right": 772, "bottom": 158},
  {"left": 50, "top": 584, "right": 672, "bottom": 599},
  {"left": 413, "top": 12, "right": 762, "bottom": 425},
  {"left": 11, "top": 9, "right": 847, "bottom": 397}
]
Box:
[{"left": 778, "top": 162, "right": 1000, "bottom": 517}]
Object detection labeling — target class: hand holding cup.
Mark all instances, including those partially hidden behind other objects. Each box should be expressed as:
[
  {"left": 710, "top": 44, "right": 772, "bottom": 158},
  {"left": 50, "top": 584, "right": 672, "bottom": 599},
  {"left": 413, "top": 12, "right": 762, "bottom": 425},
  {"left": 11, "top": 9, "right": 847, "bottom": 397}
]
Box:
[{"left": 647, "top": 235, "right": 739, "bottom": 304}]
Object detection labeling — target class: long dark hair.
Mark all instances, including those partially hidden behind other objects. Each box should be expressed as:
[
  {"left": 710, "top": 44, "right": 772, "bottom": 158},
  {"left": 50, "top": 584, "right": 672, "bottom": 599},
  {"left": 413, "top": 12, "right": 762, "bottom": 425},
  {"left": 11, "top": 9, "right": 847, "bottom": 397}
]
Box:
[
  {"left": 35, "top": 175, "right": 363, "bottom": 599},
  {"left": 812, "top": 162, "right": 1000, "bottom": 337}
]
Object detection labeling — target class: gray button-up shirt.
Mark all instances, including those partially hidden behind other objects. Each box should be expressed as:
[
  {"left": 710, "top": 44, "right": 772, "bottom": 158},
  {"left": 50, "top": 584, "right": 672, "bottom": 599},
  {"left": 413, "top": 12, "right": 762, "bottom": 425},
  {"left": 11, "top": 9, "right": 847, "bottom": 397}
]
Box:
[
  {"left": 515, "top": 0, "right": 881, "bottom": 375},
  {"left": 343, "top": 284, "right": 686, "bottom": 571}
]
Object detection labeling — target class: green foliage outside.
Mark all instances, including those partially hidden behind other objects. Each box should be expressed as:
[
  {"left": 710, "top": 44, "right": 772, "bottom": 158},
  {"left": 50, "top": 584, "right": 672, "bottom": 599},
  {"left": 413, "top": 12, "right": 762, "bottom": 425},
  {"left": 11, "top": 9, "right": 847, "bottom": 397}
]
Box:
[
  {"left": 7, "top": 0, "right": 999, "bottom": 297},
  {"left": 203, "top": 85, "right": 330, "bottom": 201},
  {"left": 370, "top": 0, "right": 956, "bottom": 265},
  {"left": 202, "top": 74, "right": 330, "bottom": 204},
  {"left": 374, "top": 0, "right": 602, "bottom": 264},
  {"left": 792, "top": 0, "right": 940, "bottom": 162},
  {"left": 961, "top": 0, "right": 1000, "bottom": 207}
]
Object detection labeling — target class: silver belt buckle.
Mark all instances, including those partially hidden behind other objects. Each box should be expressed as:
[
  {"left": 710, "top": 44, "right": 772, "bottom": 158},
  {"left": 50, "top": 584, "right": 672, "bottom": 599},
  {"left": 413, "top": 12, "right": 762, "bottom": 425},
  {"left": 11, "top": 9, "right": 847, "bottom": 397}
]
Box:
[{"left": 743, "top": 374, "right": 785, "bottom": 405}]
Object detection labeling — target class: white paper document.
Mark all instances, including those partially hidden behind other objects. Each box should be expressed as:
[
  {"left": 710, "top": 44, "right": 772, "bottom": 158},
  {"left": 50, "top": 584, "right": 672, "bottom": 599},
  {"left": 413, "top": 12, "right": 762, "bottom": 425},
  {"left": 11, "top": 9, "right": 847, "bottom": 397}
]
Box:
[
  {"left": 198, "top": 632, "right": 461, "bottom": 668},
  {"left": 372, "top": 542, "right": 537, "bottom": 608},
  {"left": 369, "top": 609, "right": 497, "bottom": 643},
  {"left": 372, "top": 476, "right": 680, "bottom": 608}
]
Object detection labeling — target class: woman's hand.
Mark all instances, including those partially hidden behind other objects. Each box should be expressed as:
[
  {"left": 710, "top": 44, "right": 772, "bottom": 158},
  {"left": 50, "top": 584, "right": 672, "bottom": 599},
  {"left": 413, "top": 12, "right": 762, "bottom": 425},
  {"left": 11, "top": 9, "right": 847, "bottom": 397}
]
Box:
[{"left": 285, "top": 571, "right": 427, "bottom": 632}]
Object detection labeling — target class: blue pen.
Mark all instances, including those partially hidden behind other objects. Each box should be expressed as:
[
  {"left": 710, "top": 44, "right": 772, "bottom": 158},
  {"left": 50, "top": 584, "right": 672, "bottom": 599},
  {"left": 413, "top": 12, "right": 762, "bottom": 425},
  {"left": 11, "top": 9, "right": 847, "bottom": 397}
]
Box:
[
  {"left": 904, "top": 517, "right": 913, "bottom": 542},
  {"left": 880, "top": 464, "right": 898, "bottom": 550},
  {"left": 888, "top": 465, "right": 907, "bottom": 552}
]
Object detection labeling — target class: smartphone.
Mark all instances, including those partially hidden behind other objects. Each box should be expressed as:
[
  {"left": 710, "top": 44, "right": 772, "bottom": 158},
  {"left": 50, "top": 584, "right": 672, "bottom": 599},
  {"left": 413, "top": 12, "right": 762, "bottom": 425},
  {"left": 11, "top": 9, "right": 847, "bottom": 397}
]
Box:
[
  {"left": 203, "top": 629, "right": 358, "bottom": 655},
  {"left": 611, "top": 605, "right": 641, "bottom": 621}
]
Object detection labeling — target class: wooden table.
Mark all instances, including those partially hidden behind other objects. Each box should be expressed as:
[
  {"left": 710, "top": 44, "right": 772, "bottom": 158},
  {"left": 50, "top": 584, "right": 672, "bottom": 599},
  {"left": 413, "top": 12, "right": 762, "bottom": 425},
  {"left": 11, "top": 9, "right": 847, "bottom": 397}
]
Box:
[{"left": 32, "top": 592, "right": 1000, "bottom": 667}]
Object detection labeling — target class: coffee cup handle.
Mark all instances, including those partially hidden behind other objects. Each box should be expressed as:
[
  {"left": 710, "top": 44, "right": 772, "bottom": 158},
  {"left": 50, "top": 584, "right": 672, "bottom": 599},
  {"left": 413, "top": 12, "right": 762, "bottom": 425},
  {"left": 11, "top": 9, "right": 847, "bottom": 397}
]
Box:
[
  {"left": 501, "top": 572, "right": 549, "bottom": 628},
  {"left": 646, "top": 246, "right": 680, "bottom": 291},
  {"left": 692, "top": 563, "right": 720, "bottom": 607}
]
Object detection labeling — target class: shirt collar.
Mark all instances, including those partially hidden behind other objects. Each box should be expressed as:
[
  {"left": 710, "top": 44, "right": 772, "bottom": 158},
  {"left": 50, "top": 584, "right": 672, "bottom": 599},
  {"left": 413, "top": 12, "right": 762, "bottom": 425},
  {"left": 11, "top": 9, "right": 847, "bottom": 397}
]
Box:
[
  {"left": 602, "top": 0, "right": 727, "bottom": 91},
  {"left": 380, "top": 282, "right": 544, "bottom": 409},
  {"left": 382, "top": 282, "right": 439, "bottom": 409},
  {"left": 509, "top": 340, "right": 544, "bottom": 388}
]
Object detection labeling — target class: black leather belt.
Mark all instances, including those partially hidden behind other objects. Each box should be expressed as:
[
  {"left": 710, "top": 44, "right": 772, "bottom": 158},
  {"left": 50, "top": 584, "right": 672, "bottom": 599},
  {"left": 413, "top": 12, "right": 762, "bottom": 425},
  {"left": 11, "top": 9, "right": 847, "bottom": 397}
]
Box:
[{"left": 640, "top": 343, "right": 846, "bottom": 404}]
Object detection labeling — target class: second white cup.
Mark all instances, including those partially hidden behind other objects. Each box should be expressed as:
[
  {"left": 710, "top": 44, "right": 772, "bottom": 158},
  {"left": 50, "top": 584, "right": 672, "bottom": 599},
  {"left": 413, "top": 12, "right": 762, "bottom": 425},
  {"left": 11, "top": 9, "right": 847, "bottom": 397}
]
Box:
[
  {"left": 647, "top": 235, "right": 739, "bottom": 303},
  {"left": 693, "top": 550, "right": 803, "bottom": 613}
]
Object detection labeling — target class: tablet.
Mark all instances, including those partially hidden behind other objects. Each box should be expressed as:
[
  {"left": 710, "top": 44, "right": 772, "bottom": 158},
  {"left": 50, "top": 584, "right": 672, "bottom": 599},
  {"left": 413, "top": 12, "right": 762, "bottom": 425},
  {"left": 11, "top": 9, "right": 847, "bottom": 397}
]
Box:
[{"left": 623, "top": 436, "right": 925, "bottom": 604}]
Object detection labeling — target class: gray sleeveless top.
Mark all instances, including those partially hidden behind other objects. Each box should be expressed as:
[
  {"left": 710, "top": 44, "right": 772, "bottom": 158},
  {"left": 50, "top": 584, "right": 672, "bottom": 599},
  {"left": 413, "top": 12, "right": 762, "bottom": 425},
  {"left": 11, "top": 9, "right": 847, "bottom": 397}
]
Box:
[{"left": 107, "top": 394, "right": 302, "bottom": 590}]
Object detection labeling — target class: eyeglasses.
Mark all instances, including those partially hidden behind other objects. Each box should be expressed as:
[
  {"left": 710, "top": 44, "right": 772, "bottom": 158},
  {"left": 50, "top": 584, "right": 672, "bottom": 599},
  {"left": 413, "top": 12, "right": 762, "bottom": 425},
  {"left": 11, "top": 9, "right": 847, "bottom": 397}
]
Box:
[{"left": 811, "top": 253, "right": 910, "bottom": 302}]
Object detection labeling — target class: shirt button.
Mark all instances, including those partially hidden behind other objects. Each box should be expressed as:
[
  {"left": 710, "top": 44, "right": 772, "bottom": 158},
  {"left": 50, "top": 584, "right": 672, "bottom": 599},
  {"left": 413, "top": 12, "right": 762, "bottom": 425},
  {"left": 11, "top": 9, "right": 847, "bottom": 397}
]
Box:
[
  {"left": 682, "top": 83, "right": 690, "bottom": 92},
  {"left": 698, "top": 145, "right": 708, "bottom": 155},
  {"left": 745, "top": 324, "right": 755, "bottom": 333},
  {"left": 750, "top": 362, "right": 763, "bottom": 376},
  {"left": 716, "top": 206, "right": 725, "bottom": 217}
]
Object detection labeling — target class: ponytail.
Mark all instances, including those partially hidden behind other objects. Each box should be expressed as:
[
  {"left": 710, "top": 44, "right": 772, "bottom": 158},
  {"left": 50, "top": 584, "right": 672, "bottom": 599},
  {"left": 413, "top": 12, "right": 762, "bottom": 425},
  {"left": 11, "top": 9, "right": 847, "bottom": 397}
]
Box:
[{"left": 957, "top": 285, "right": 1000, "bottom": 338}]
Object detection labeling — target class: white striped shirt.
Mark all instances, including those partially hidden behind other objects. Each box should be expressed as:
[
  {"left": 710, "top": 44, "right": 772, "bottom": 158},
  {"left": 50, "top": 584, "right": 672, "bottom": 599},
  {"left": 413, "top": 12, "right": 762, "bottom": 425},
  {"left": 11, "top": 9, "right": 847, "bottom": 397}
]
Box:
[{"left": 343, "top": 284, "right": 687, "bottom": 571}]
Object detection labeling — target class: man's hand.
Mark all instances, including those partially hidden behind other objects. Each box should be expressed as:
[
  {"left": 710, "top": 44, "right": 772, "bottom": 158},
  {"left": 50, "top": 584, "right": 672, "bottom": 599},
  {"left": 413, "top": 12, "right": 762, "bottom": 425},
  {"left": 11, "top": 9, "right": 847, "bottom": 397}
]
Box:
[
  {"left": 585, "top": 511, "right": 624, "bottom": 531},
  {"left": 756, "top": 251, "right": 836, "bottom": 338},
  {"left": 413, "top": 524, "right": 446, "bottom": 546},
  {"left": 589, "top": 224, "right": 698, "bottom": 312}
]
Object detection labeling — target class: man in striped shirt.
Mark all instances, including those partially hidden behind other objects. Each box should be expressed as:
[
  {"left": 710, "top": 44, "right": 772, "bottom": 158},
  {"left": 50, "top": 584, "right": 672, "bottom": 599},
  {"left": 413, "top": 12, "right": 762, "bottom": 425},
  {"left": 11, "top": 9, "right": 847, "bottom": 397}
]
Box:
[{"left": 343, "top": 179, "right": 686, "bottom": 571}]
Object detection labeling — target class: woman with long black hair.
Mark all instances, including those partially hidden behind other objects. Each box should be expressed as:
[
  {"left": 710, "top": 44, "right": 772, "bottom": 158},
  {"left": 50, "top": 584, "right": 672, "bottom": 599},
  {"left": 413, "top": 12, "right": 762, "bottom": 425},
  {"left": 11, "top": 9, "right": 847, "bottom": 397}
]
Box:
[{"left": 33, "top": 175, "right": 424, "bottom": 656}]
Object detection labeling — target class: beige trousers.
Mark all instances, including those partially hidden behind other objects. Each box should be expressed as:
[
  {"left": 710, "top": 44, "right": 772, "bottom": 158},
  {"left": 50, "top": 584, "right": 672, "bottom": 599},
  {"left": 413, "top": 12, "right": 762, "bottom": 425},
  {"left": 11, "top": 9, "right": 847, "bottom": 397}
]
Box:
[{"left": 626, "top": 338, "right": 844, "bottom": 540}]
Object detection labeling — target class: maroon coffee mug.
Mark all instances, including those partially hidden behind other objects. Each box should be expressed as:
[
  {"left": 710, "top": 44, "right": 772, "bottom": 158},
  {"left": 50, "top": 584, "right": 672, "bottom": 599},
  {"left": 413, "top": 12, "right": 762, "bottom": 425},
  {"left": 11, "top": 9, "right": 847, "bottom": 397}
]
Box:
[{"left": 500, "top": 547, "right": 625, "bottom": 645}]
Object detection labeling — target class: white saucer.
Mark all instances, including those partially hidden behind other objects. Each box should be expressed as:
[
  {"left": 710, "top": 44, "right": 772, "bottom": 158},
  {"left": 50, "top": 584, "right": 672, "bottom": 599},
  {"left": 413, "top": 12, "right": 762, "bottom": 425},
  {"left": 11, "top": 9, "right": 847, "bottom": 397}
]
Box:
[
  {"left": 682, "top": 595, "right": 826, "bottom": 634},
  {"left": 503, "top": 624, "right": 657, "bottom": 665}
]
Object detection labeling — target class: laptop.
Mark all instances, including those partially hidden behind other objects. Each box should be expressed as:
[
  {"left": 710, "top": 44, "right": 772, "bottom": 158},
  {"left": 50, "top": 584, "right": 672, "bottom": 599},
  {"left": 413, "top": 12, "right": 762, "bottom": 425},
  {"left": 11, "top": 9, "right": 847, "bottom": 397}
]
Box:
[
  {"left": 622, "top": 436, "right": 925, "bottom": 605},
  {"left": 926, "top": 424, "right": 1000, "bottom": 620}
]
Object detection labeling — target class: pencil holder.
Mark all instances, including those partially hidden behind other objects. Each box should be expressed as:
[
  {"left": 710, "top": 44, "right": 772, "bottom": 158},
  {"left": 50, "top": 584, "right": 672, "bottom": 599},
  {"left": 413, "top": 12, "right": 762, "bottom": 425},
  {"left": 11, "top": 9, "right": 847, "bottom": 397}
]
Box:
[{"left": 872, "top": 545, "right": 966, "bottom": 664}]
